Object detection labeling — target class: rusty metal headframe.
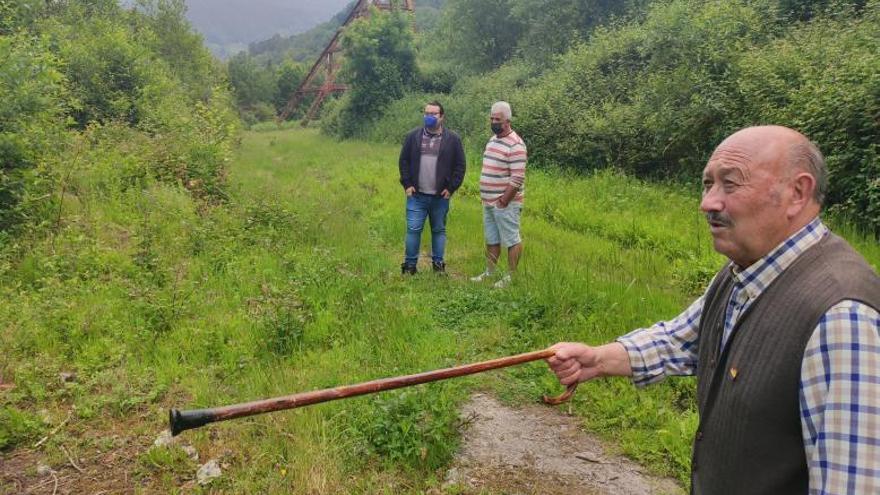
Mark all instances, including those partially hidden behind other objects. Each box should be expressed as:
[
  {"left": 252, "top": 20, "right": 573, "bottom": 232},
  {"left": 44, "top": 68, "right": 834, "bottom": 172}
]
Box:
[{"left": 277, "top": 0, "right": 415, "bottom": 126}]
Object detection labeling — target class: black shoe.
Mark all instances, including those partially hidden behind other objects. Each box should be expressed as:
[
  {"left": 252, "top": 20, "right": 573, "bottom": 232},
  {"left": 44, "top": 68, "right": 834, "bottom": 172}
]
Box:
[
  {"left": 401, "top": 263, "right": 417, "bottom": 275},
  {"left": 432, "top": 261, "right": 446, "bottom": 273}
]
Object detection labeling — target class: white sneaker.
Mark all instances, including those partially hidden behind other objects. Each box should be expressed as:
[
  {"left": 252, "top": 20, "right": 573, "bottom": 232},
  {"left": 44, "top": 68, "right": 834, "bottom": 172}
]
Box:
[
  {"left": 469, "top": 270, "right": 494, "bottom": 282},
  {"left": 493, "top": 274, "right": 512, "bottom": 289}
]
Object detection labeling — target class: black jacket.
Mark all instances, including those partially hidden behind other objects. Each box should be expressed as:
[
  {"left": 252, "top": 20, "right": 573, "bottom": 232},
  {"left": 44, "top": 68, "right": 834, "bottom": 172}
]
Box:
[{"left": 398, "top": 127, "right": 466, "bottom": 195}]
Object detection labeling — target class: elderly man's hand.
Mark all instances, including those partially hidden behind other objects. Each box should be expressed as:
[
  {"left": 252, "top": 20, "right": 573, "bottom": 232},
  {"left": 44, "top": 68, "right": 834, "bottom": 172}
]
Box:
[
  {"left": 547, "top": 342, "right": 600, "bottom": 385},
  {"left": 547, "top": 342, "right": 632, "bottom": 385}
]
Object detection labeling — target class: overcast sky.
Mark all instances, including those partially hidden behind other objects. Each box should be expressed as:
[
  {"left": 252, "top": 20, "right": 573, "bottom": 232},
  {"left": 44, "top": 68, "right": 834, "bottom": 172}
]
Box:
[{"left": 183, "top": 0, "right": 352, "bottom": 46}]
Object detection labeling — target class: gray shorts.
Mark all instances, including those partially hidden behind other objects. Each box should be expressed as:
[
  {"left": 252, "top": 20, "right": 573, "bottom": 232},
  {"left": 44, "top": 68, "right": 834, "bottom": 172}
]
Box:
[{"left": 483, "top": 204, "right": 522, "bottom": 248}]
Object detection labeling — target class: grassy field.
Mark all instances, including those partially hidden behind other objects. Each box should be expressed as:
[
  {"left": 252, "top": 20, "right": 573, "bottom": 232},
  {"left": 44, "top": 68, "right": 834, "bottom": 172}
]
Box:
[{"left": 2, "top": 127, "right": 878, "bottom": 493}]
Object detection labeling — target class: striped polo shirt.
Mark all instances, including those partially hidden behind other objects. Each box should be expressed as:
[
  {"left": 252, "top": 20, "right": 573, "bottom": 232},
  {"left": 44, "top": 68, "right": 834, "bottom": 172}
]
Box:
[{"left": 480, "top": 130, "right": 527, "bottom": 206}]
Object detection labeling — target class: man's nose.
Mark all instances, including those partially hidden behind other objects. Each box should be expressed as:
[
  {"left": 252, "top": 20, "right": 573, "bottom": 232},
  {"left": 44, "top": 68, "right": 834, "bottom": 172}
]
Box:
[{"left": 700, "top": 186, "right": 722, "bottom": 213}]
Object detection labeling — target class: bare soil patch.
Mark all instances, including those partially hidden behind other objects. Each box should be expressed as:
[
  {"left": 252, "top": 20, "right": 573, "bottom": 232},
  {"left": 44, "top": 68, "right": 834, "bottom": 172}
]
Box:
[
  {"left": 444, "top": 393, "right": 685, "bottom": 495},
  {"left": 0, "top": 423, "right": 150, "bottom": 495},
  {"left": 0, "top": 391, "right": 196, "bottom": 495}
]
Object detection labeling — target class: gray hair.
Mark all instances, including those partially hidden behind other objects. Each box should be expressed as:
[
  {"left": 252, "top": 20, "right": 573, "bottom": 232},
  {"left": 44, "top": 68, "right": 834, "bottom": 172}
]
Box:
[
  {"left": 491, "top": 101, "right": 512, "bottom": 121},
  {"left": 788, "top": 140, "right": 828, "bottom": 206}
]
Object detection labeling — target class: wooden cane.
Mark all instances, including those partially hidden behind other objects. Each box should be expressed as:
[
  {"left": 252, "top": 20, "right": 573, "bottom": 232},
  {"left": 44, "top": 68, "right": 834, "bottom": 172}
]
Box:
[{"left": 170, "top": 348, "right": 576, "bottom": 436}]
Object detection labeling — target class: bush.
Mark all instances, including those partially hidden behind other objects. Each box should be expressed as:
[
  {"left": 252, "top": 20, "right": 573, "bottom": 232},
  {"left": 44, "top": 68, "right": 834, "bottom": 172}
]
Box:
[
  {"left": 0, "top": 0, "right": 239, "bottom": 240},
  {"left": 51, "top": 15, "right": 164, "bottom": 128},
  {"left": 514, "top": 0, "right": 774, "bottom": 176},
  {"left": 0, "top": 33, "right": 67, "bottom": 233},
  {"left": 345, "top": 387, "right": 461, "bottom": 471},
  {"left": 0, "top": 406, "right": 44, "bottom": 451},
  {"left": 733, "top": 3, "right": 880, "bottom": 232}
]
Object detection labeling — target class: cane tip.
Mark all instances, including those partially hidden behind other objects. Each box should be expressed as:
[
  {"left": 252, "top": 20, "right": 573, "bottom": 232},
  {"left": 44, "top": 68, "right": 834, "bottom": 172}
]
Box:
[{"left": 169, "top": 408, "right": 182, "bottom": 437}]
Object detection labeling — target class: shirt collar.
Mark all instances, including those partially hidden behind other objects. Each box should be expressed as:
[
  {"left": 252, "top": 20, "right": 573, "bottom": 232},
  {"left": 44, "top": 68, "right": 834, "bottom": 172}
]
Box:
[
  {"left": 423, "top": 127, "right": 442, "bottom": 137},
  {"left": 730, "top": 217, "right": 828, "bottom": 299}
]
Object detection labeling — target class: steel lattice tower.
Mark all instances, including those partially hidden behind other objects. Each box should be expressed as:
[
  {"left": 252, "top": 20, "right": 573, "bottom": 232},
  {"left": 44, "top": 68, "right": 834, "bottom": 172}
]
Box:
[{"left": 277, "top": 0, "right": 415, "bottom": 126}]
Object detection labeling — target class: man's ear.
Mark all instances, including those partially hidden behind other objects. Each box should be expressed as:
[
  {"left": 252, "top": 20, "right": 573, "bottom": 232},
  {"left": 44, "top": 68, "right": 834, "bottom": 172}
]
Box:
[{"left": 787, "top": 172, "right": 817, "bottom": 217}]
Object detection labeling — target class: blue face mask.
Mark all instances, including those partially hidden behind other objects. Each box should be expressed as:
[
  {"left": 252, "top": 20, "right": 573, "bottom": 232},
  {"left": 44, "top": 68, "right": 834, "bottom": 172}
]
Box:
[{"left": 424, "top": 114, "right": 439, "bottom": 129}]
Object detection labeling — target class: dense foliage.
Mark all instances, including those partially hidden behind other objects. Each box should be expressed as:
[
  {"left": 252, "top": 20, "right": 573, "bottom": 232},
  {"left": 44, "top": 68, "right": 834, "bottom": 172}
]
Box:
[
  {"left": 0, "top": 0, "right": 238, "bottom": 235},
  {"left": 0, "top": 32, "right": 66, "bottom": 234},
  {"left": 428, "top": 0, "right": 649, "bottom": 72},
  {"left": 226, "top": 52, "right": 308, "bottom": 124},
  {"left": 734, "top": 7, "right": 880, "bottom": 226}
]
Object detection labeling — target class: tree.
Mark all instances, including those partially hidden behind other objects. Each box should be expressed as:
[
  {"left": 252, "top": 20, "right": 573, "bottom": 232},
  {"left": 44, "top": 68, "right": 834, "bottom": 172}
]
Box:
[
  {"left": 133, "top": 0, "right": 219, "bottom": 100},
  {"left": 775, "top": 0, "right": 868, "bottom": 21},
  {"left": 434, "top": 0, "right": 523, "bottom": 74},
  {"left": 227, "top": 52, "right": 277, "bottom": 110},
  {"left": 326, "top": 7, "right": 417, "bottom": 137},
  {"left": 510, "top": 0, "right": 649, "bottom": 63},
  {"left": 55, "top": 17, "right": 161, "bottom": 127},
  {"left": 0, "top": 0, "right": 45, "bottom": 34},
  {"left": 275, "top": 61, "right": 306, "bottom": 116}
]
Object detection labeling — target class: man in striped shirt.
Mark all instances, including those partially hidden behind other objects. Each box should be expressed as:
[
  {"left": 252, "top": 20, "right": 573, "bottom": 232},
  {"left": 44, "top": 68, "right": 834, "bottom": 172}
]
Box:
[
  {"left": 470, "top": 101, "right": 527, "bottom": 289},
  {"left": 546, "top": 126, "right": 880, "bottom": 494}
]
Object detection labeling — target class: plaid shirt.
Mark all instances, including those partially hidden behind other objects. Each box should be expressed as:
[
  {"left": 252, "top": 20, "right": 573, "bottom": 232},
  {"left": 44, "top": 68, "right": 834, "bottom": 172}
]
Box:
[{"left": 618, "top": 217, "right": 880, "bottom": 494}]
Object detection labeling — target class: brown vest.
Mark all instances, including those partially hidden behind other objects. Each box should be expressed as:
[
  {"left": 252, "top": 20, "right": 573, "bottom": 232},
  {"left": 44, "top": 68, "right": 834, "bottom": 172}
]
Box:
[{"left": 691, "top": 233, "right": 880, "bottom": 495}]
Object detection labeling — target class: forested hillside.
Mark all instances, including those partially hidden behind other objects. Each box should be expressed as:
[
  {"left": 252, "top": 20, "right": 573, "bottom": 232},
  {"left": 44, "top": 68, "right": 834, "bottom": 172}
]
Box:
[{"left": 317, "top": 0, "right": 880, "bottom": 234}]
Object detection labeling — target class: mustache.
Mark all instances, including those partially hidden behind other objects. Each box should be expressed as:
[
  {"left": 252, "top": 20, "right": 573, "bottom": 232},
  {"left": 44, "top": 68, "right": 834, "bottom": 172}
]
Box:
[{"left": 706, "top": 211, "right": 734, "bottom": 227}]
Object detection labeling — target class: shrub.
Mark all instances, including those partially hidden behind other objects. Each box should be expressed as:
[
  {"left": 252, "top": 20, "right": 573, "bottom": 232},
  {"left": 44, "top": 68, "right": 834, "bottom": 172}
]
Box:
[
  {"left": 515, "top": 0, "right": 774, "bottom": 176},
  {"left": 733, "top": 3, "right": 880, "bottom": 232},
  {"left": 345, "top": 387, "right": 461, "bottom": 471},
  {"left": 0, "top": 406, "right": 44, "bottom": 451},
  {"left": 0, "top": 33, "right": 66, "bottom": 233}
]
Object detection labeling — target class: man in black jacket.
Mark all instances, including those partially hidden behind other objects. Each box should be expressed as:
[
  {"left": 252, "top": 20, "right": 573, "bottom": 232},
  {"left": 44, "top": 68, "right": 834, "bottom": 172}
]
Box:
[{"left": 398, "top": 101, "right": 466, "bottom": 274}]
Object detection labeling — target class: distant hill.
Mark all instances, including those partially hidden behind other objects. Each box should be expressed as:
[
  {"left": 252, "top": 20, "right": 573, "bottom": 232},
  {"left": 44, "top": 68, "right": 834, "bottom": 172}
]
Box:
[
  {"left": 180, "top": 0, "right": 352, "bottom": 58},
  {"left": 247, "top": 4, "right": 351, "bottom": 64}
]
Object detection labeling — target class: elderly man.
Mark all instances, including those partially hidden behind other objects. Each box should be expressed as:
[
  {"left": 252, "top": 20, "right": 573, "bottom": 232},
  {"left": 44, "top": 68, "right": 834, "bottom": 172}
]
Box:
[
  {"left": 470, "top": 101, "right": 527, "bottom": 288},
  {"left": 398, "top": 100, "right": 466, "bottom": 274},
  {"left": 548, "top": 126, "right": 880, "bottom": 494}
]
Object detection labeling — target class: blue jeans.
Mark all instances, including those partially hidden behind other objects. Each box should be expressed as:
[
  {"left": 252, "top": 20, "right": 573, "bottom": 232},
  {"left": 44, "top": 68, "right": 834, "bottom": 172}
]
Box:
[{"left": 404, "top": 193, "right": 450, "bottom": 265}]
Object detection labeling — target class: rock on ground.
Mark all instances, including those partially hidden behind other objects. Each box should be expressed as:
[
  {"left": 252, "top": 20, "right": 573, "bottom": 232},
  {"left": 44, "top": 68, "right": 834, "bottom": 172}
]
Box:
[{"left": 197, "top": 459, "right": 222, "bottom": 485}]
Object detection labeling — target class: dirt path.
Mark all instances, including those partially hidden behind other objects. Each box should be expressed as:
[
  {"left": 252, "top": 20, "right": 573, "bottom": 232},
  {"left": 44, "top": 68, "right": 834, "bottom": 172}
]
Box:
[{"left": 444, "top": 393, "right": 685, "bottom": 495}]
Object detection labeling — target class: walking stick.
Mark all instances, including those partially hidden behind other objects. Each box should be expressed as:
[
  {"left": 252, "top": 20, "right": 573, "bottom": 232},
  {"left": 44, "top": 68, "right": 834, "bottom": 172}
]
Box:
[{"left": 170, "top": 348, "right": 576, "bottom": 436}]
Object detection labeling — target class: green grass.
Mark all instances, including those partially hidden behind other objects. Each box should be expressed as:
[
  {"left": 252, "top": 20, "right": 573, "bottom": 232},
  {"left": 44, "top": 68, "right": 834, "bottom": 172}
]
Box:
[{"left": 2, "top": 127, "right": 878, "bottom": 492}]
